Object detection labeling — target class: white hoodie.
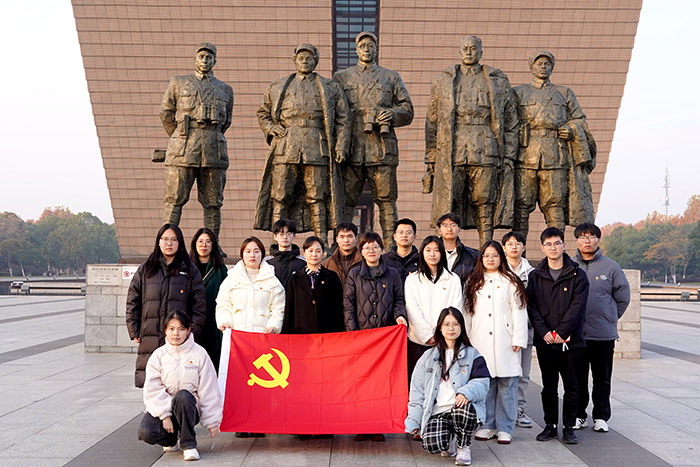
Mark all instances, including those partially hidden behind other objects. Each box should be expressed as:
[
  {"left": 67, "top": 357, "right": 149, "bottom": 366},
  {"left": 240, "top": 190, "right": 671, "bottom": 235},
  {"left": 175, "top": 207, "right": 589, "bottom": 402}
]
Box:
[{"left": 143, "top": 334, "right": 222, "bottom": 429}]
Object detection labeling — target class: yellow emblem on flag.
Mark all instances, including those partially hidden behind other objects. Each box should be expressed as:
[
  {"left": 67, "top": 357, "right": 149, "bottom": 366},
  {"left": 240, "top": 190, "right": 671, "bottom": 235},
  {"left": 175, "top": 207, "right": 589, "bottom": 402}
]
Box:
[{"left": 247, "top": 348, "right": 290, "bottom": 389}]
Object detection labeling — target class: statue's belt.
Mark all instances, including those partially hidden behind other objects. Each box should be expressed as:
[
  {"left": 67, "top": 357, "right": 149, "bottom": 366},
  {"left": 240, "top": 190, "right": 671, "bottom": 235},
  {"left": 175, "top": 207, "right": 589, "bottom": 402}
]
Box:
[
  {"left": 455, "top": 114, "right": 490, "bottom": 126},
  {"left": 188, "top": 121, "right": 221, "bottom": 131},
  {"left": 282, "top": 118, "right": 324, "bottom": 129},
  {"left": 531, "top": 128, "right": 559, "bottom": 138}
]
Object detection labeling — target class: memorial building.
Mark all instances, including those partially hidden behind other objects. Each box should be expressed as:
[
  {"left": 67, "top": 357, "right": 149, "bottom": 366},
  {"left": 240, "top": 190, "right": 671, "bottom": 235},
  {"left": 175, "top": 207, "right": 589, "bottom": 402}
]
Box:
[{"left": 72, "top": 0, "right": 642, "bottom": 259}]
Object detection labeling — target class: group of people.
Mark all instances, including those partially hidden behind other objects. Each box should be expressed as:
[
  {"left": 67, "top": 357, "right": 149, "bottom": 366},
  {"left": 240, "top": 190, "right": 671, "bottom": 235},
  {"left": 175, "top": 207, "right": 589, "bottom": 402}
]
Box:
[{"left": 124, "top": 215, "right": 629, "bottom": 465}]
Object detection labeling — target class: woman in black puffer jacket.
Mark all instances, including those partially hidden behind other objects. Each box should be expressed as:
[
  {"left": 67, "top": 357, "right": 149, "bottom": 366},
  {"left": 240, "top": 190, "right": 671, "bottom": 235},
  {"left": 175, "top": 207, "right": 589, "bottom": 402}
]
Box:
[
  {"left": 126, "top": 223, "right": 206, "bottom": 388},
  {"left": 343, "top": 231, "right": 407, "bottom": 442},
  {"left": 344, "top": 232, "right": 407, "bottom": 332}
]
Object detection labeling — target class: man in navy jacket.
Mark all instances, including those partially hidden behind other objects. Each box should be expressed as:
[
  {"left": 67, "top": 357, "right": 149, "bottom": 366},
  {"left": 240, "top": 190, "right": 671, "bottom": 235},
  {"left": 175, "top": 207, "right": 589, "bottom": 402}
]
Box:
[{"left": 527, "top": 227, "right": 588, "bottom": 444}]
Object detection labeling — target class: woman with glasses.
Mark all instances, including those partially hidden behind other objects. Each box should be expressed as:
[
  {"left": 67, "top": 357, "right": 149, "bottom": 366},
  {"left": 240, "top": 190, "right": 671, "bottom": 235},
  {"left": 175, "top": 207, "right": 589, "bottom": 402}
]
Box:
[
  {"left": 343, "top": 232, "right": 407, "bottom": 442},
  {"left": 189, "top": 227, "right": 228, "bottom": 372},
  {"left": 464, "top": 241, "right": 528, "bottom": 445},
  {"left": 126, "top": 223, "right": 206, "bottom": 388},
  {"left": 406, "top": 307, "right": 490, "bottom": 466},
  {"left": 404, "top": 236, "right": 463, "bottom": 385}
]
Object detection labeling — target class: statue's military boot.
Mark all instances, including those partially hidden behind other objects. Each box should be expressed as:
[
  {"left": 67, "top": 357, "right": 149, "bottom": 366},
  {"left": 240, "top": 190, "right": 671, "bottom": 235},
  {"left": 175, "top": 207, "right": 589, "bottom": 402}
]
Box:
[
  {"left": 310, "top": 202, "right": 329, "bottom": 249},
  {"left": 378, "top": 202, "right": 398, "bottom": 252},
  {"left": 544, "top": 209, "right": 566, "bottom": 232},
  {"left": 272, "top": 200, "right": 286, "bottom": 225},
  {"left": 477, "top": 205, "right": 494, "bottom": 248}
]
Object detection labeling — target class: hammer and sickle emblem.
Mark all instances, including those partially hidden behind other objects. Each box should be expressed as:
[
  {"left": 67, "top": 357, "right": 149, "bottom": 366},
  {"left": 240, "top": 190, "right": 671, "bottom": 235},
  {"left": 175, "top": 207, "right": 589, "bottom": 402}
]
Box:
[{"left": 247, "top": 348, "right": 290, "bottom": 389}]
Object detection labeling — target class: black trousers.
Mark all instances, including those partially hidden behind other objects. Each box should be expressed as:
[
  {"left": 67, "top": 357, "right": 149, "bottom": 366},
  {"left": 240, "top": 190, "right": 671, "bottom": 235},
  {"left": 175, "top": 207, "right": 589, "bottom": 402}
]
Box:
[
  {"left": 536, "top": 345, "right": 581, "bottom": 428},
  {"left": 138, "top": 390, "right": 200, "bottom": 450},
  {"left": 407, "top": 339, "right": 432, "bottom": 386},
  {"left": 577, "top": 339, "right": 615, "bottom": 421}
]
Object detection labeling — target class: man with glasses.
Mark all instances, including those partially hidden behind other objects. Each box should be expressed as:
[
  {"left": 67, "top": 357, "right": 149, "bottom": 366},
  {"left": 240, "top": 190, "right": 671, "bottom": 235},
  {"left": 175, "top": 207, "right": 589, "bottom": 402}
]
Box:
[
  {"left": 527, "top": 227, "right": 588, "bottom": 444},
  {"left": 436, "top": 213, "right": 479, "bottom": 285},
  {"left": 501, "top": 231, "right": 535, "bottom": 428},
  {"left": 572, "top": 223, "right": 629, "bottom": 433},
  {"left": 266, "top": 219, "right": 306, "bottom": 289},
  {"left": 382, "top": 218, "right": 419, "bottom": 283}
]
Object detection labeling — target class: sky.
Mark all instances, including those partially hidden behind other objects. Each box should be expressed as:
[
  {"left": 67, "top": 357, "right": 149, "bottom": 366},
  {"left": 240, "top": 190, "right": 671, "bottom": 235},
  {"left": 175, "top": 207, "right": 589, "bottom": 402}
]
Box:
[{"left": 0, "top": 1, "right": 698, "bottom": 227}]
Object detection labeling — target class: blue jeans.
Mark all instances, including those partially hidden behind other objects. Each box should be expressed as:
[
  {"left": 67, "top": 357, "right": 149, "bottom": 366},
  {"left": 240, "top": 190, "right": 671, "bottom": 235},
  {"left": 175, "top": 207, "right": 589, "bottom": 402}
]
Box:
[{"left": 484, "top": 376, "right": 518, "bottom": 434}]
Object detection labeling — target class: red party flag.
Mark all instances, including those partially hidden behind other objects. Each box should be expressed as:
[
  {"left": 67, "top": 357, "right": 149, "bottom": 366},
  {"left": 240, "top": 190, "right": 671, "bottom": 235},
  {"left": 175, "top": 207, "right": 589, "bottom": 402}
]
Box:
[{"left": 218, "top": 325, "right": 408, "bottom": 434}]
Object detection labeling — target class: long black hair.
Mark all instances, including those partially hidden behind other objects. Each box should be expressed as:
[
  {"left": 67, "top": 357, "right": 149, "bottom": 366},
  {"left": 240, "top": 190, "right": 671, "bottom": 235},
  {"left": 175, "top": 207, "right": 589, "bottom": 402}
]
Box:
[
  {"left": 144, "top": 223, "right": 189, "bottom": 278},
  {"left": 417, "top": 235, "right": 448, "bottom": 283},
  {"left": 464, "top": 240, "right": 527, "bottom": 315},
  {"left": 433, "top": 307, "right": 471, "bottom": 380},
  {"left": 189, "top": 227, "right": 225, "bottom": 270}
]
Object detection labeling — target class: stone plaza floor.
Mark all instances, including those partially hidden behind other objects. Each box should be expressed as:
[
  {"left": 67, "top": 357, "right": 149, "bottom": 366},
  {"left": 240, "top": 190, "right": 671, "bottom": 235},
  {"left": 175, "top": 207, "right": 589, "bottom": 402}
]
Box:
[{"left": 0, "top": 296, "right": 699, "bottom": 466}]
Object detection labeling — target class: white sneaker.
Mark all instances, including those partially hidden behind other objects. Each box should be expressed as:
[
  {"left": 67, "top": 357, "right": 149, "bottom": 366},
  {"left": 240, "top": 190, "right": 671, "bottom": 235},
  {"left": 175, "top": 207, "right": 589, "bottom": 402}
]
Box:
[
  {"left": 455, "top": 445, "right": 472, "bottom": 466},
  {"left": 162, "top": 444, "right": 179, "bottom": 452},
  {"left": 593, "top": 419, "right": 609, "bottom": 432},
  {"left": 496, "top": 431, "right": 512, "bottom": 444},
  {"left": 474, "top": 427, "right": 497, "bottom": 440},
  {"left": 183, "top": 448, "right": 200, "bottom": 461},
  {"left": 516, "top": 408, "right": 533, "bottom": 428},
  {"left": 573, "top": 417, "right": 588, "bottom": 430},
  {"left": 441, "top": 436, "right": 457, "bottom": 457}
]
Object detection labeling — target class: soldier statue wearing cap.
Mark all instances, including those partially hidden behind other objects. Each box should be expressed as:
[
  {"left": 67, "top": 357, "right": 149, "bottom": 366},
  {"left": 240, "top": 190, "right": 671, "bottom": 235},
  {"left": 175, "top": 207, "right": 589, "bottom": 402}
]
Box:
[
  {"left": 424, "top": 35, "right": 519, "bottom": 247},
  {"left": 333, "top": 31, "right": 414, "bottom": 250},
  {"left": 254, "top": 43, "right": 350, "bottom": 248},
  {"left": 159, "top": 42, "right": 234, "bottom": 241},
  {"left": 512, "top": 51, "right": 596, "bottom": 236}
]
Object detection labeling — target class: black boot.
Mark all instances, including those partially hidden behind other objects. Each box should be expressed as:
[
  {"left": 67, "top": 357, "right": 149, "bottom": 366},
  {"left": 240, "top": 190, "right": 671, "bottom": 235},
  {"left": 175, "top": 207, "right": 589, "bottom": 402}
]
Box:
[{"left": 536, "top": 424, "right": 558, "bottom": 442}]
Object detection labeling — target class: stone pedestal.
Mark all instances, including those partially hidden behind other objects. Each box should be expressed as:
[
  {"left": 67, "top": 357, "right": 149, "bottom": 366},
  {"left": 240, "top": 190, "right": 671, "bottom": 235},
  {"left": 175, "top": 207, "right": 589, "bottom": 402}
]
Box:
[
  {"left": 616, "top": 269, "right": 641, "bottom": 359},
  {"left": 85, "top": 264, "right": 139, "bottom": 353}
]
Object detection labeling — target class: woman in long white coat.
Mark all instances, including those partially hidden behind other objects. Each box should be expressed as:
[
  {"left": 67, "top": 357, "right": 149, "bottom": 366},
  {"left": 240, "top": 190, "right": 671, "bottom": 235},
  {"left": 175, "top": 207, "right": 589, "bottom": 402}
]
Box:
[
  {"left": 464, "top": 240, "right": 528, "bottom": 444},
  {"left": 216, "top": 236, "right": 285, "bottom": 334}
]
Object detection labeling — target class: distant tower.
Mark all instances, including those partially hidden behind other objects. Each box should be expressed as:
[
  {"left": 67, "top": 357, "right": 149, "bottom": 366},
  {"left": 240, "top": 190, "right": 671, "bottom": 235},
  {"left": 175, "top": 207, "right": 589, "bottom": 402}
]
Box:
[{"left": 663, "top": 165, "right": 671, "bottom": 216}]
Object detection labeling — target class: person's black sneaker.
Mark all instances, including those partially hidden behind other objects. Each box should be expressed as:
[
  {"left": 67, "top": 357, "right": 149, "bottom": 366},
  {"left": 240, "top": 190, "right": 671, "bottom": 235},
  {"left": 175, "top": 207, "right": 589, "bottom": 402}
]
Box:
[
  {"left": 536, "top": 424, "right": 558, "bottom": 441},
  {"left": 562, "top": 427, "right": 579, "bottom": 444}
]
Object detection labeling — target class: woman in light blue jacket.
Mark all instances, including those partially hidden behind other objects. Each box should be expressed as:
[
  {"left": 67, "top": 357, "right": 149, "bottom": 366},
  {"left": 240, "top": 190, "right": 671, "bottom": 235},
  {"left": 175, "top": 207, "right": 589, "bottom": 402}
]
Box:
[{"left": 406, "top": 307, "right": 490, "bottom": 466}]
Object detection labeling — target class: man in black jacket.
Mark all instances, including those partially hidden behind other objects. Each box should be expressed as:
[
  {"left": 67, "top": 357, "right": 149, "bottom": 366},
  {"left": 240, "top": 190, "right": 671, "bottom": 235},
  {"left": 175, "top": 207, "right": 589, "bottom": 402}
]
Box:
[
  {"left": 527, "top": 227, "right": 588, "bottom": 445},
  {"left": 382, "top": 218, "right": 419, "bottom": 283},
  {"left": 437, "top": 212, "right": 479, "bottom": 285},
  {"left": 266, "top": 219, "right": 306, "bottom": 289}
]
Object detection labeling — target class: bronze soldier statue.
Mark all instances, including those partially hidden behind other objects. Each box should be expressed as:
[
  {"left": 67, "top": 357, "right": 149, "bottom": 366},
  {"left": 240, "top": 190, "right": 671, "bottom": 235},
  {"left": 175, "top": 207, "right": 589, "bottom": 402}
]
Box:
[
  {"left": 424, "top": 36, "right": 518, "bottom": 247},
  {"left": 513, "top": 51, "right": 596, "bottom": 236},
  {"left": 160, "top": 42, "right": 234, "bottom": 239},
  {"left": 254, "top": 43, "right": 350, "bottom": 248},
  {"left": 333, "top": 32, "right": 414, "bottom": 250}
]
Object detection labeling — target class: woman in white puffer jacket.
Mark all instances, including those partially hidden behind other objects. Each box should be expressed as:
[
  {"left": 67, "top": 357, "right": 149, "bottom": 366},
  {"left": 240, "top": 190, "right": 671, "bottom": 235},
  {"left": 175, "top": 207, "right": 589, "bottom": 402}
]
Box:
[{"left": 216, "top": 236, "right": 285, "bottom": 334}]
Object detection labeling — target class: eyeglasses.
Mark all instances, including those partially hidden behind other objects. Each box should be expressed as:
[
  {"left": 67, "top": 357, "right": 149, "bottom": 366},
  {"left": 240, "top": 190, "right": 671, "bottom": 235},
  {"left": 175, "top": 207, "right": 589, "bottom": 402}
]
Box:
[
  {"left": 160, "top": 237, "right": 178, "bottom": 244},
  {"left": 275, "top": 231, "right": 294, "bottom": 237},
  {"left": 441, "top": 322, "right": 461, "bottom": 329},
  {"left": 362, "top": 244, "right": 381, "bottom": 252},
  {"left": 440, "top": 223, "right": 459, "bottom": 230},
  {"left": 577, "top": 235, "right": 598, "bottom": 242},
  {"left": 543, "top": 241, "right": 563, "bottom": 248},
  {"left": 483, "top": 254, "right": 500, "bottom": 260},
  {"left": 196, "top": 239, "right": 212, "bottom": 246},
  {"left": 505, "top": 242, "right": 522, "bottom": 248},
  {"left": 395, "top": 229, "right": 414, "bottom": 236}
]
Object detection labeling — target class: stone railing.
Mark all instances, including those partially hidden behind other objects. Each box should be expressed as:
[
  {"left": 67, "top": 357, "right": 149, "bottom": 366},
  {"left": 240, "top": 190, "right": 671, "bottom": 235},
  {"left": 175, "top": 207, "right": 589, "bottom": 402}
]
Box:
[{"left": 85, "top": 264, "right": 642, "bottom": 359}]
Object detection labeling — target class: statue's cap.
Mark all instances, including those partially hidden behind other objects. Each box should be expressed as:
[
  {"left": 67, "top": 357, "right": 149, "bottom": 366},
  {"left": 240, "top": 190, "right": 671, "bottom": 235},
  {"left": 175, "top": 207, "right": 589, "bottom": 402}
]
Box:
[
  {"left": 529, "top": 50, "right": 555, "bottom": 68},
  {"left": 196, "top": 42, "right": 217, "bottom": 57},
  {"left": 355, "top": 31, "right": 378, "bottom": 45},
  {"left": 294, "top": 43, "right": 319, "bottom": 59}
]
